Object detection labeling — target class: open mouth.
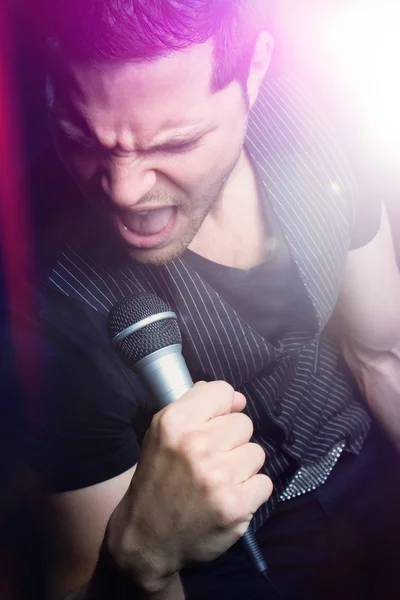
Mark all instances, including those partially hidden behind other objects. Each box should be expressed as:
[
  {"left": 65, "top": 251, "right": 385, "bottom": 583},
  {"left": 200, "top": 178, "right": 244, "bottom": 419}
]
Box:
[{"left": 115, "top": 206, "right": 178, "bottom": 249}]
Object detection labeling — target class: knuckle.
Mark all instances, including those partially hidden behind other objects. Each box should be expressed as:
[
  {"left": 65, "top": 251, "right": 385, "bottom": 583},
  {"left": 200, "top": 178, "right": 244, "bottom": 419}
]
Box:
[
  {"left": 197, "top": 465, "right": 225, "bottom": 493},
  {"left": 213, "top": 380, "right": 234, "bottom": 396},
  {"left": 213, "top": 491, "right": 244, "bottom": 527},
  {"left": 180, "top": 429, "right": 209, "bottom": 460},
  {"left": 159, "top": 405, "right": 185, "bottom": 430},
  {"left": 154, "top": 407, "right": 186, "bottom": 448}
]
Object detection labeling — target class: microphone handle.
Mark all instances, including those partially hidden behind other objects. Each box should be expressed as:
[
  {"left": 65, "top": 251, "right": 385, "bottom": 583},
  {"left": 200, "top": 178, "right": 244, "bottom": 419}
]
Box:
[{"left": 135, "top": 345, "right": 269, "bottom": 579}]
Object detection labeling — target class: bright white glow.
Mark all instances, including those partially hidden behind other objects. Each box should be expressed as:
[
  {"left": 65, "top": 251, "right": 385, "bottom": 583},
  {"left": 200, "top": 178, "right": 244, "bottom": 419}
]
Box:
[
  {"left": 316, "top": 2, "right": 400, "bottom": 163},
  {"left": 330, "top": 181, "right": 342, "bottom": 195}
]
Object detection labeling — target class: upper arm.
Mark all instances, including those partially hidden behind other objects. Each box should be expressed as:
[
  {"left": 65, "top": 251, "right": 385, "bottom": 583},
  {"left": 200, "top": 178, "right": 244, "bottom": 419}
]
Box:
[
  {"left": 13, "top": 296, "right": 146, "bottom": 598},
  {"left": 339, "top": 201, "right": 400, "bottom": 350},
  {"left": 48, "top": 464, "right": 137, "bottom": 600}
]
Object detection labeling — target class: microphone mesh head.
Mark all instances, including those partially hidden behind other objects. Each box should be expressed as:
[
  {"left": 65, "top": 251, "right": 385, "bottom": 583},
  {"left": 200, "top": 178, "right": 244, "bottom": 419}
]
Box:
[{"left": 107, "top": 293, "right": 181, "bottom": 368}]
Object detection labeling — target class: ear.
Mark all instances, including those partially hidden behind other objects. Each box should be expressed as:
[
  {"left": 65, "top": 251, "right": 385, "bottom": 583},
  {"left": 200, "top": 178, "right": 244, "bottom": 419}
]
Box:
[{"left": 247, "top": 32, "right": 274, "bottom": 109}]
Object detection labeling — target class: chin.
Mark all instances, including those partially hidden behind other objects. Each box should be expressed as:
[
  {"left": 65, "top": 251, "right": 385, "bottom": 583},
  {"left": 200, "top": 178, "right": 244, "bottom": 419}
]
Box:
[{"left": 127, "top": 239, "right": 189, "bottom": 266}]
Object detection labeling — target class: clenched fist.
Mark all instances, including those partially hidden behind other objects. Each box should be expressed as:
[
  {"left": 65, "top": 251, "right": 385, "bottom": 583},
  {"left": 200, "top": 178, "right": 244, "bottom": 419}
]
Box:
[{"left": 107, "top": 381, "right": 273, "bottom": 593}]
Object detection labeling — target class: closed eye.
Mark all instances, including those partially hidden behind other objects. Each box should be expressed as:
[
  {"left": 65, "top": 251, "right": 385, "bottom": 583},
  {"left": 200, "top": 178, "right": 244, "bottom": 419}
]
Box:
[{"left": 153, "top": 139, "right": 203, "bottom": 155}]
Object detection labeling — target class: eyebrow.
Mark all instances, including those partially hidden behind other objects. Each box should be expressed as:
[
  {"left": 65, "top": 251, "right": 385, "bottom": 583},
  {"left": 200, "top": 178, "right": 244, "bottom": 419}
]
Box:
[
  {"left": 57, "top": 118, "right": 92, "bottom": 142},
  {"left": 52, "top": 106, "right": 214, "bottom": 153},
  {"left": 51, "top": 106, "right": 95, "bottom": 145}
]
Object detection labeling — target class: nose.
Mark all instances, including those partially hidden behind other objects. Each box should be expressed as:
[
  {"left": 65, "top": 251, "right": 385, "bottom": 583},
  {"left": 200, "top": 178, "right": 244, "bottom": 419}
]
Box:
[{"left": 101, "top": 158, "right": 156, "bottom": 209}]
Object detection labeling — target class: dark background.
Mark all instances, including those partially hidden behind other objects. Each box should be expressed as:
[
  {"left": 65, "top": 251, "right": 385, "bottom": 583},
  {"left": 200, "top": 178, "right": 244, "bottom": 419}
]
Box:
[{"left": 0, "top": 1, "right": 399, "bottom": 598}]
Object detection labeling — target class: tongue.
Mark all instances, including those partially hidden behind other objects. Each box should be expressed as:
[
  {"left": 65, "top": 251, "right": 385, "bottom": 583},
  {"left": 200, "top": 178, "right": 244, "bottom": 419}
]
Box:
[{"left": 122, "top": 207, "right": 174, "bottom": 236}]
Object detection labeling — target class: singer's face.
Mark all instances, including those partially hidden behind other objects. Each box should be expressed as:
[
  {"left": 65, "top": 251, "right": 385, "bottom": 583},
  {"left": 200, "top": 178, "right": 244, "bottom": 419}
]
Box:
[{"left": 49, "top": 41, "right": 250, "bottom": 264}]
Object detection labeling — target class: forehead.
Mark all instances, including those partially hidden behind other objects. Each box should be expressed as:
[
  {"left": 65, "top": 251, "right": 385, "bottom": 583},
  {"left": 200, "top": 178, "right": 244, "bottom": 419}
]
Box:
[{"left": 52, "top": 41, "right": 227, "bottom": 142}]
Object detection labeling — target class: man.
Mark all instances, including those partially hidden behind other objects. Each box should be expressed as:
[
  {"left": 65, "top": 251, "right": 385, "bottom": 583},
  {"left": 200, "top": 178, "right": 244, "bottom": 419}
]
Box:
[{"left": 14, "top": 1, "right": 400, "bottom": 599}]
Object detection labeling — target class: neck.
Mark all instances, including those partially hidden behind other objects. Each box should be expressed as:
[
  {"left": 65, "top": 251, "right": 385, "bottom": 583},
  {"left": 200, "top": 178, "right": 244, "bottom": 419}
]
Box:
[{"left": 189, "top": 149, "right": 268, "bottom": 269}]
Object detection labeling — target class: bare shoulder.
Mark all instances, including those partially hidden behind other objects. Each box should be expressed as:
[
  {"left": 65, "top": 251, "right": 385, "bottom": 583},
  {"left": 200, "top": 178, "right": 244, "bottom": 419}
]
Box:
[{"left": 339, "top": 202, "right": 400, "bottom": 349}]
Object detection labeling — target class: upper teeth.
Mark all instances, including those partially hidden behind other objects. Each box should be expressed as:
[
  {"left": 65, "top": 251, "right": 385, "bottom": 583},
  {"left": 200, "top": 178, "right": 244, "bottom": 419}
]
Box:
[{"left": 137, "top": 210, "right": 150, "bottom": 216}]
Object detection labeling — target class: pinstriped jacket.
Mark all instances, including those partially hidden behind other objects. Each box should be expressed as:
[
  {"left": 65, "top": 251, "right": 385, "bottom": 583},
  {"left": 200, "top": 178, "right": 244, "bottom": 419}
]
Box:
[{"left": 45, "top": 75, "right": 371, "bottom": 529}]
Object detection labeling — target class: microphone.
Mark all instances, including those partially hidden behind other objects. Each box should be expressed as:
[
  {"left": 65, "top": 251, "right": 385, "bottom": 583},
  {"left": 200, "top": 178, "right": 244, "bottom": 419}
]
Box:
[{"left": 107, "top": 292, "right": 269, "bottom": 582}]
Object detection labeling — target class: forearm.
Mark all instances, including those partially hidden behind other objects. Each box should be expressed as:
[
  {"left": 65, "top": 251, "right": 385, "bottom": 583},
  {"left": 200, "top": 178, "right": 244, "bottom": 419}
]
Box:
[
  {"left": 65, "top": 577, "right": 184, "bottom": 600},
  {"left": 343, "top": 340, "right": 400, "bottom": 450},
  {"left": 63, "top": 543, "right": 185, "bottom": 600},
  {"left": 84, "top": 540, "right": 185, "bottom": 600}
]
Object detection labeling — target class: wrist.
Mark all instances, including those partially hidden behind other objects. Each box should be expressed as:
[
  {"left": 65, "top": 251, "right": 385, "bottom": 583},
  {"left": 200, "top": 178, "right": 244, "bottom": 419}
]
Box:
[
  {"left": 106, "top": 513, "right": 177, "bottom": 594},
  {"left": 138, "top": 572, "right": 183, "bottom": 598},
  {"left": 145, "top": 572, "right": 184, "bottom": 600},
  {"left": 87, "top": 537, "right": 174, "bottom": 600}
]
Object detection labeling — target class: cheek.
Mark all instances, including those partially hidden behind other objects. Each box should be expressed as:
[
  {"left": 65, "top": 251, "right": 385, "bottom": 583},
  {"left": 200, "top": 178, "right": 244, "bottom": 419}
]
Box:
[
  {"left": 67, "top": 154, "right": 99, "bottom": 184},
  {"left": 57, "top": 142, "right": 99, "bottom": 185},
  {"left": 164, "top": 140, "right": 238, "bottom": 193},
  {"left": 51, "top": 126, "right": 97, "bottom": 184},
  {"left": 165, "top": 159, "right": 214, "bottom": 197}
]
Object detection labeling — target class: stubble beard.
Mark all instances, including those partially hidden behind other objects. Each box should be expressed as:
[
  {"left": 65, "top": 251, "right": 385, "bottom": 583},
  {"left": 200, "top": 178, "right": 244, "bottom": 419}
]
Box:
[{"left": 127, "top": 149, "right": 243, "bottom": 266}]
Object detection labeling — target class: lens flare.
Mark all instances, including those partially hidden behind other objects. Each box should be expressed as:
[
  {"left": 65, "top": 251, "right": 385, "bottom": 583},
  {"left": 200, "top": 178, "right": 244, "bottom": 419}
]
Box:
[{"left": 316, "top": 2, "right": 400, "bottom": 165}]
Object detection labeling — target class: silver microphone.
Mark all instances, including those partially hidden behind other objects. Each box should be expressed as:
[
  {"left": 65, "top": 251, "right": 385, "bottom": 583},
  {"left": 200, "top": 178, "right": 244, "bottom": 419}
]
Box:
[
  {"left": 107, "top": 293, "right": 271, "bottom": 586},
  {"left": 108, "top": 293, "right": 192, "bottom": 406}
]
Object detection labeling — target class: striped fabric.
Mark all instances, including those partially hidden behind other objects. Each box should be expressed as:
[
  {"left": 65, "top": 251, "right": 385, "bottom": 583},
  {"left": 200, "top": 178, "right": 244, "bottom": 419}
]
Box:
[{"left": 46, "top": 75, "right": 371, "bottom": 530}]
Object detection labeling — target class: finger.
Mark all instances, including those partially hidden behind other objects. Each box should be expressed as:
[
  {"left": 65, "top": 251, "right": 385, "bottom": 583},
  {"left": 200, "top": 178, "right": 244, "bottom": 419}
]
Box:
[
  {"left": 231, "top": 391, "right": 247, "bottom": 414},
  {"left": 204, "top": 413, "right": 254, "bottom": 451},
  {"left": 172, "top": 381, "right": 242, "bottom": 425},
  {"left": 239, "top": 474, "right": 274, "bottom": 517},
  {"left": 223, "top": 443, "right": 266, "bottom": 483},
  {"left": 192, "top": 384, "right": 246, "bottom": 415}
]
